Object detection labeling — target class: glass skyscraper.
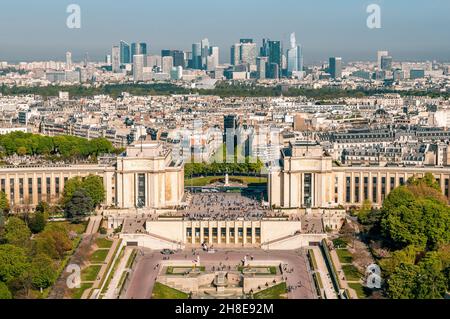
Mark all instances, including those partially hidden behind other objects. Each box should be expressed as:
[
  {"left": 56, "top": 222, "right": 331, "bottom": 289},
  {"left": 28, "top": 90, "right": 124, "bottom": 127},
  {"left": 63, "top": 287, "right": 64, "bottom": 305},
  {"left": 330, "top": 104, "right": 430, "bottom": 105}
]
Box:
[
  {"left": 261, "top": 39, "right": 282, "bottom": 78},
  {"left": 191, "top": 43, "right": 202, "bottom": 69},
  {"left": 131, "top": 42, "right": 147, "bottom": 62},
  {"left": 287, "top": 33, "right": 303, "bottom": 76},
  {"left": 120, "top": 41, "right": 131, "bottom": 65},
  {"left": 329, "top": 57, "right": 342, "bottom": 79}
]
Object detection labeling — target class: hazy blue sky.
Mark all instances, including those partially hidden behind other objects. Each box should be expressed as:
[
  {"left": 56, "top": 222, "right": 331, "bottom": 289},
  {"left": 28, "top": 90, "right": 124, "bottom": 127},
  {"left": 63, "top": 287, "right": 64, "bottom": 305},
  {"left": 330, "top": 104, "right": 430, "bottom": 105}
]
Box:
[{"left": 0, "top": 0, "right": 449, "bottom": 63}]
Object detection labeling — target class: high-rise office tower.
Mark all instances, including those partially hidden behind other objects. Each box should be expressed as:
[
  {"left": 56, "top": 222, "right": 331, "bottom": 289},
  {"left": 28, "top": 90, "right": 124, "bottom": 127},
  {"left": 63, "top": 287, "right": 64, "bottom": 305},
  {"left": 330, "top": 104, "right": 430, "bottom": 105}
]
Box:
[
  {"left": 162, "top": 56, "right": 174, "bottom": 74},
  {"left": 240, "top": 42, "right": 257, "bottom": 69},
  {"left": 83, "top": 52, "right": 89, "bottom": 67},
  {"left": 257, "top": 57, "right": 268, "bottom": 80},
  {"left": 329, "top": 57, "right": 342, "bottom": 79},
  {"left": 66, "top": 51, "right": 72, "bottom": 70},
  {"left": 191, "top": 43, "right": 202, "bottom": 69},
  {"left": 377, "top": 50, "right": 389, "bottom": 69},
  {"left": 268, "top": 41, "right": 282, "bottom": 67},
  {"left": 200, "top": 38, "right": 210, "bottom": 69},
  {"left": 223, "top": 114, "right": 238, "bottom": 144},
  {"left": 133, "top": 54, "right": 145, "bottom": 81},
  {"left": 287, "top": 33, "right": 303, "bottom": 76},
  {"left": 231, "top": 40, "right": 257, "bottom": 69},
  {"left": 112, "top": 46, "right": 121, "bottom": 73},
  {"left": 261, "top": 40, "right": 282, "bottom": 78},
  {"left": 120, "top": 41, "right": 131, "bottom": 65},
  {"left": 231, "top": 44, "right": 240, "bottom": 66},
  {"left": 207, "top": 46, "right": 219, "bottom": 71},
  {"left": 260, "top": 39, "right": 270, "bottom": 57},
  {"left": 381, "top": 55, "right": 393, "bottom": 71},
  {"left": 267, "top": 63, "right": 280, "bottom": 79},
  {"left": 162, "top": 50, "right": 185, "bottom": 68},
  {"left": 131, "top": 42, "right": 147, "bottom": 62},
  {"left": 172, "top": 50, "right": 185, "bottom": 68}
]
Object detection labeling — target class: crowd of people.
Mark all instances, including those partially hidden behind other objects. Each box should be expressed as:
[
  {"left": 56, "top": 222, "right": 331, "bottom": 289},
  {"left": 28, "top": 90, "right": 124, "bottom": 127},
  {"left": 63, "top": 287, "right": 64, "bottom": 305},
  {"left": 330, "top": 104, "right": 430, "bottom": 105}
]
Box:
[{"left": 181, "top": 193, "right": 268, "bottom": 221}]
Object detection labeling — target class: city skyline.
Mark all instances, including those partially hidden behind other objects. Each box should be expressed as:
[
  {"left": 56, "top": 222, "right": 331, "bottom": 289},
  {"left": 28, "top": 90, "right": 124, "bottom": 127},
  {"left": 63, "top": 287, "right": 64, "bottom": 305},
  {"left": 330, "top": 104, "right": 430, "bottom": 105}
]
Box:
[{"left": 1, "top": 0, "right": 450, "bottom": 63}]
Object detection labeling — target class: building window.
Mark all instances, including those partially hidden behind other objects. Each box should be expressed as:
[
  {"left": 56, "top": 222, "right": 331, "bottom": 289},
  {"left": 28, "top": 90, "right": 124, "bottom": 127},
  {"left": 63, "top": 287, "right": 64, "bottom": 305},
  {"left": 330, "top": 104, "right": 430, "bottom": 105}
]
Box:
[
  {"left": 364, "top": 177, "right": 369, "bottom": 200},
  {"left": 390, "top": 177, "right": 395, "bottom": 191},
  {"left": 381, "top": 177, "right": 386, "bottom": 200},
  {"left": 354, "top": 176, "right": 360, "bottom": 203},
  {"left": 399, "top": 177, "right": 405, "bottom": 186},
  {"left": 186, "top": 227, "right": 192, "bottom": 238},
  {"left": 229, "top": 228, "right": 235, "bottom": 239},
  {"left": 37, "top": 177, "right": 42, "bottom": 202},
  {"left": 28, "top": 178, "right": 33, "bottom": 203},
  {"left": 372, "top": 177, "right": 378, "bottom": 203},
  {"left": 19, "top": 178, "right": 24, "bottom": 204},
  {"left": 0, "top": 179, "right": 5, "bottom": 193},
  {"left": 304, "top": 173, "right": 312, "bottom": 207},
  {"left": 46, "top": 177, "right": 51, "bottom": 198},
  {"left": 246, "top": 227, "right": 252, "bottom": 238},
  {"left": 137, "top": 174, "right": 145, "bottom": 208},
  {"left": 445, "top": 179, "right": 449, "bottom": 197},
  {"left": 212, "top": 228, "right": 218, "bottom": 238},
  {"left": 221, "top": 228, "right": 226, "bottom": 237},
  {"left": 55, "top": 177, "right": 60, "bottom": 195},
  {"left": 345, "top": 177, "right": 351, "bottom": 203},
  {"left": 9, "top": 178, "right": 14, "bottom": 205}
]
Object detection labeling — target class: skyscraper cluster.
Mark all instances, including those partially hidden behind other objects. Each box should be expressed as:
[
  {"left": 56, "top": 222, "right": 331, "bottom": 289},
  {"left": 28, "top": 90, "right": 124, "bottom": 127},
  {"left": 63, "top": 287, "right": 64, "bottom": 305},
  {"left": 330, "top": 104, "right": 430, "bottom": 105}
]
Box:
[
  {"left": 226, "top": 33, "right": 305, "bottom": 80},
  {"left": 190, "top": 38, "right": 219, "bottom": 71}
]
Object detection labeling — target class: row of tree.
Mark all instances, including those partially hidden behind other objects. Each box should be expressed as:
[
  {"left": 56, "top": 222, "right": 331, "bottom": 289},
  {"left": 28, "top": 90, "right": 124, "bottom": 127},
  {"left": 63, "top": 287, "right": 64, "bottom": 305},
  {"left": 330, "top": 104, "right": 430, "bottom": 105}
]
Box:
[
  {"left": 0, "top": 131, "right": 118, "bottom": 159},
  {"left": 2, "top": 82, "right": 449, "bottom": 100},
  {"left": 184, "top": 161, "right": 264, "bottom": 179}
]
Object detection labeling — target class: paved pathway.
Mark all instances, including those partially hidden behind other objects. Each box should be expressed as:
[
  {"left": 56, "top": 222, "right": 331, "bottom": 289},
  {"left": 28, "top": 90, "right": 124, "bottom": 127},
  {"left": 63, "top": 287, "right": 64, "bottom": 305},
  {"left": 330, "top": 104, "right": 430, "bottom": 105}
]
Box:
[
  {"left": 103, "top": 248, "right": 133, "bottom": 299},
  {"left": 311, "top": 246, "right": 338, "bottom": 299}
]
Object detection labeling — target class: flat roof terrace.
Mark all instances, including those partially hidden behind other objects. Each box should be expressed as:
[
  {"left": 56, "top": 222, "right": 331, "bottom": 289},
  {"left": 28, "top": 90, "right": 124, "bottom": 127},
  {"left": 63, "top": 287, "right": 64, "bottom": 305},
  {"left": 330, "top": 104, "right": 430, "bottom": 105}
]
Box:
[{"left": 177, "top": 193, "right": 271, "bottom": 221}]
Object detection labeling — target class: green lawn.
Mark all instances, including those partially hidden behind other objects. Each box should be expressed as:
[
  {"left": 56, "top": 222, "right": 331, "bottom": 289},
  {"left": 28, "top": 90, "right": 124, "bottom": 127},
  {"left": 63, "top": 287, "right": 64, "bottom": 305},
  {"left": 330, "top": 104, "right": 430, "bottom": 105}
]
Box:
[
  {"left": 342, "top": 265, "right": 362, "bottom": 281},
  {"left": 336, "top": 249, "right": 353, "bottom": 264},
  {"left": 90, "top": 249, "right": 109, "bottom": 263},
  {"left": 348, "top": 283, "right": 371, "bottom": 299},
  {"left": 253, "top": 282, "right": 287, "bottom": 299},
  {"left": 185, "top": 176, "right": 267, "bottom": 187},
  {"left": 81, "top": 265, "right": 102, "bottom": 282},
  {"left": 95, "top": 238, "right": 113, "bottom": 249},
  {"left": 70, "top": 283, "right": 93, "bottom": 299},
  {"left": 151, "top": 282, "right": 189, "bottom": 299}
]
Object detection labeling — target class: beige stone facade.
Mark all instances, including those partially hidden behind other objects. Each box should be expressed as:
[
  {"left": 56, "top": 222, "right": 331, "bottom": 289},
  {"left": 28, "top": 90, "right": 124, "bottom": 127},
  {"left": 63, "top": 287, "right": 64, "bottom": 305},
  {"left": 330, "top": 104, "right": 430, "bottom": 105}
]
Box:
[
  {"left": 269, "top": 142, "right": 450, "bottom": 209},
  {"left": 0, "top": 141, "right": 184, "bottom": 212}
]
